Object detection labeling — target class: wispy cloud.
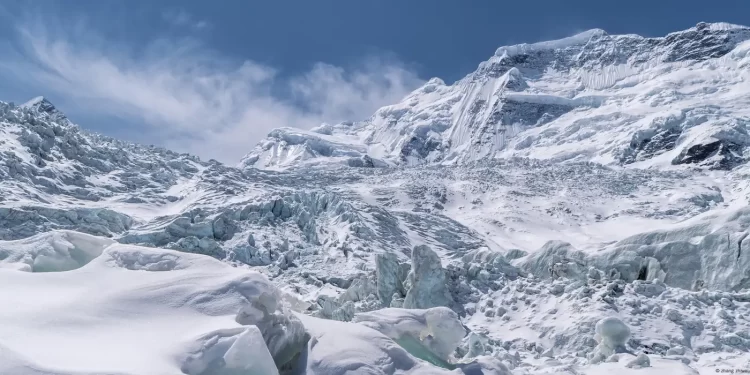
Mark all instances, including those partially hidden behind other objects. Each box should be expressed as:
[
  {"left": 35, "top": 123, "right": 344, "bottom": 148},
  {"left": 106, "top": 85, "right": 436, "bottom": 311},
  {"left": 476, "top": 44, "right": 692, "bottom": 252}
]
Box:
[
  {"left": 1, "top": 13, "right": 423, "bottom": 162},
  {"left": 162, "top": 9, "right": 210, "bottom": 31}
]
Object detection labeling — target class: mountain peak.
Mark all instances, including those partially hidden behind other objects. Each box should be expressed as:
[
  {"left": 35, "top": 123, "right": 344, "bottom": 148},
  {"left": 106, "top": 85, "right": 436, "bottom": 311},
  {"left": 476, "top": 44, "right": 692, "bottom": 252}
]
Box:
[
  {"left": 22, "top": 96, "right": 51, "bottom": 108},
  {"left": 494, "top": 28, "right": 607, "bottom": 57},
  {"left": 20, "top": 96, "right": 65, "bottom": 120},
  {"left": 242, "top": 22, "right": 750, "bottom": 172}
]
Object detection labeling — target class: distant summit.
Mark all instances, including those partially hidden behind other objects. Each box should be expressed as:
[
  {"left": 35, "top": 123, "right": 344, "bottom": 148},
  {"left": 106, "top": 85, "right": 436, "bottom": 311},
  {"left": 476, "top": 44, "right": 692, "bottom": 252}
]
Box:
[
  {"left": 19, "top": 96, "right": 67, "bottom": 122},
  {"left": 21, "top": 96, "right": 56, "bottom": 113},
  {"left": 242, "top": 22, "right": 750, "bottom": 171}
]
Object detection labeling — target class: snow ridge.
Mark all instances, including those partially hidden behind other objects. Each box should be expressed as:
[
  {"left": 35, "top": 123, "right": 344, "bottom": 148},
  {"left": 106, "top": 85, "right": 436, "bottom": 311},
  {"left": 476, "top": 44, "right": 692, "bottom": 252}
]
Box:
[{"left": 242, "top": 22, "right": 750, "bottom": 171}]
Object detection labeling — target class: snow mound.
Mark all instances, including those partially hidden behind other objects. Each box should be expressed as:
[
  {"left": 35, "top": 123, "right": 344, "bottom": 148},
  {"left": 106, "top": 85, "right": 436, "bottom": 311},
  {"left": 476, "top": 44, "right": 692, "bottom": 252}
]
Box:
[
  {"left": 2, "top": 230, "right": 514, "bottom": 375},
  {"left": 581, "top": 355, "right": 697, "bottom": 375},
  {"left": 403, "top": 245, "right": 455, "bottom": 309},
  {"left": 0, "top": 230, "right": 115, "bottom": 272},
  {"left": 298, "top": 313, "right": 509, "bottom": 375},
  {"left": 0, "top": 232, "right": 281, "bottom": 374},
  {"left": 0, "top": 343, "right": 107, "bottom": 375},
  {"left": 353, "top": 307, "right": 467, "bottom": 366},
  {"left": 181, "top": 327, "right": 279, "bottom": 375},
  {"left": 238, "top": 127, "right": 383, "bottom": 170},
  {"left": 524, "top": 206, "right": 750, "bottom": 291}
]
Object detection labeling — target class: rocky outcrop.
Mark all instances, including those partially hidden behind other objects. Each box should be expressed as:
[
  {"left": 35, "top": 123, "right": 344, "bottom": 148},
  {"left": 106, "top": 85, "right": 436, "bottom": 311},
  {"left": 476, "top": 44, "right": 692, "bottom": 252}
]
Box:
[{"left": 672, "top": 139, "right": 745, "bottom": 170}]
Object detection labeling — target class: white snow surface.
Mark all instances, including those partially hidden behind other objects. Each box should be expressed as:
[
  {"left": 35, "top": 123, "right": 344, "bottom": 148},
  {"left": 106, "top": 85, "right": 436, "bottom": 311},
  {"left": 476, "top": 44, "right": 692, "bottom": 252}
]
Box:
[
  {"left": 0, "top": 231, "right": 510, "bottom": 375},
  {"left": 3, "top": 23, "right": 750, "bottom": 375},
  {"left": 0, "top": 231, "right": 267, "bottom": 374},
  {"left": 240, "top": 22, "right": 750, "bottom": 170}
]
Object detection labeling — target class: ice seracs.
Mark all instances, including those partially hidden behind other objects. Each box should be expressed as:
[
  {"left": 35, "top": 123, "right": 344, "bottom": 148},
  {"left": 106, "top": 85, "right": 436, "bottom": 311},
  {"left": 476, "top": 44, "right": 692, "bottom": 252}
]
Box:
[
  {"left": 242, "top": 22, "right": 750, "bottom": 171},
  {"left": 3, "top": 22, "right": 750, "bottom": 375},
  {"left": 523, "top": 205, "right": 750, "bottom": 291},
  {"left": 403, "top": 245, "right": 455, "bottom": 309}
]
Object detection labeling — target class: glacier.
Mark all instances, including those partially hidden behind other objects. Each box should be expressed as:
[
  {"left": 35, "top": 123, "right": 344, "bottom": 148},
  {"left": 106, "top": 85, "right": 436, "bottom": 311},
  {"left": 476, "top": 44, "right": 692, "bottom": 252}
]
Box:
[{"left": 2, "top": 22, "right": 750, "bottom": 374}]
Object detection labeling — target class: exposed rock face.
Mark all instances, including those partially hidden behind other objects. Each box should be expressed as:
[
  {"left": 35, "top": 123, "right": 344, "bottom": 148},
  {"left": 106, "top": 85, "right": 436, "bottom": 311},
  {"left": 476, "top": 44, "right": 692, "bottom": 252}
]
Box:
[
  {"left": 235, "top": 291, "right": 310, "bottom": 369},
  {"left": 672, "top": 139, "right": 746, "bottom": 170},
  {"left": 403, "top": 245, "right": 454, "bottom": 309},
  {"left": 353, "top": 307, "right": 466, "bottom": 363}
]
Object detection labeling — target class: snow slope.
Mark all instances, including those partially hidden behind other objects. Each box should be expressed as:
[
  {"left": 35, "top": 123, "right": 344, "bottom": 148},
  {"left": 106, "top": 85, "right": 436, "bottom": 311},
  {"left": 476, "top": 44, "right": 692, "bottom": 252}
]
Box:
[
  {"left": 0, "top": 231, "right": 275, "bottom": 374},
  {"left": 241, "top": 22, "right": 750, "bottom": 170},
  {"left": 0, "top": 231, "right": 514, "bottom": 375},
  {"left": 2, "top": 22, "right": 750, "bottom": 375}
]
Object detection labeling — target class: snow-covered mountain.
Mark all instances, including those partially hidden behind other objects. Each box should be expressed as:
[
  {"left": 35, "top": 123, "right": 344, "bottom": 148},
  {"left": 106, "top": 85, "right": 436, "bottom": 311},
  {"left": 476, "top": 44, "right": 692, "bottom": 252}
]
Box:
[
  {"left": 2, "top": 23, "right": 750, "bottom": 375},
  {"left": 242, "top": 22, "right": 750, "bottom": 171}
]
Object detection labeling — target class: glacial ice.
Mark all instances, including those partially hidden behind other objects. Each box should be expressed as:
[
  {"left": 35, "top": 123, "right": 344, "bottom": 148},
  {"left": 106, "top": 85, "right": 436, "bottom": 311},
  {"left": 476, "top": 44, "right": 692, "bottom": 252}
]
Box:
[
  {"left": 403, "top": 245, "right": 455, "bottom": 309},
  {"left": 299, "top": 313, "right": 511, "bottom": 375},
  {"left": 353, "top": 307, "right": 466, "bottom": 364},
  {"left": 0, "top": 206, "right": 133, "bottom": 241},
  {"left": 0, "top": 230, "right": 115, "bottom": 272},
  {"left": 223, "top": 326, "right": 280, "bottom": 375}
]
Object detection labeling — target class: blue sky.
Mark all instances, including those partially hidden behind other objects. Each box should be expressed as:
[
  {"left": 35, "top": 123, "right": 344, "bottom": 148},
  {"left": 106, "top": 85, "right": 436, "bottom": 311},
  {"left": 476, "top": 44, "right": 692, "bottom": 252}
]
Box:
[{"left": 0, "top": 0, "right": 748, "bottom": 162}]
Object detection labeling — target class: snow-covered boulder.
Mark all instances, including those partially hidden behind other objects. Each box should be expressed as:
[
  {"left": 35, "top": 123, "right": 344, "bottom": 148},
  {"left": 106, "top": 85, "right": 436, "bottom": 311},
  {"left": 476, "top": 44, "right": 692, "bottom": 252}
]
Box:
[
  {"left": 299, "top": 312, "right": 506, "bottom": 375},
  {"left": 297, "top": 313, "right": 445, "bottom": 374},
  {"left": 589, "top": 317, "right": 631, "bottom": 364},
  {"left": 0, "top": 231, "right": 300, "bottom": 374},
  {"left": 625, "top": 353, "right": 651, "bottom": 368}
]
